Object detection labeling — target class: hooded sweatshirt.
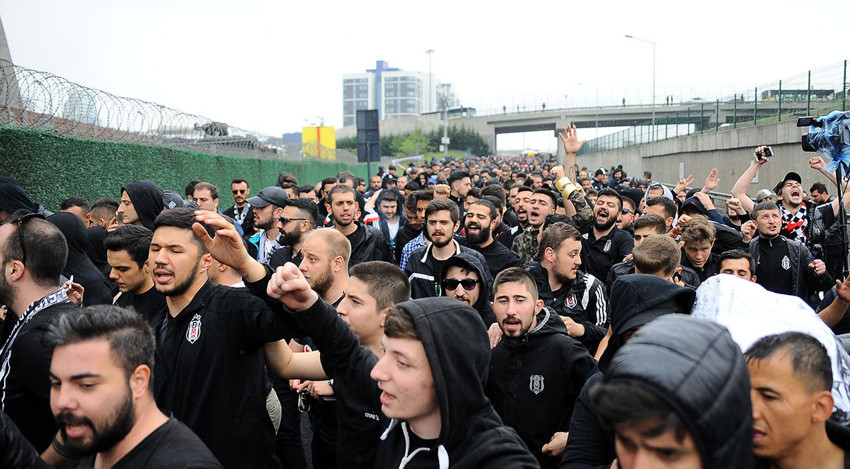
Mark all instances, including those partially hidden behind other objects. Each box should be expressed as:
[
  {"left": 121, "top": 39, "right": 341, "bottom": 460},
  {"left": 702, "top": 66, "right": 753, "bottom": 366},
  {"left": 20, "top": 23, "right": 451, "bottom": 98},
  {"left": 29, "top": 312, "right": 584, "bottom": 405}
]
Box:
[
  {"left": 376, "top": 297, "right": 538, "bottom": 468},
  {"left": 439, "top": 252, "right": 496, "bottom": 327},
  {"left": 0, "top": 178, "right": 49, "bottom": 217},
  {"left": 46, "top": 212, "right": 115, "bottom": 306},
  {"left": 121, "top": 180, "right": 164, "bottom": 231},
  {"left": 602, "top": 315, "right": 754, "bottom": 468},
  {"left": 488, "top": 307, "right": 596, "bottom": 469}
]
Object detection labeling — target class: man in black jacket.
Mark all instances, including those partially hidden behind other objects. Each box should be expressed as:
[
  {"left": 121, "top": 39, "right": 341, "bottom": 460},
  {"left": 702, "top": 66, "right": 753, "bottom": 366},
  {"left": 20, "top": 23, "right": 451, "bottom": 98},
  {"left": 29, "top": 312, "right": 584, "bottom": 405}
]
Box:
[
  {"left": 591, "top": 315, "right": 754, "bottom": 469},
  {"left": 581, "top": 188, "right": 634, "bottom": 281},
  {"left": 118, "top": 180, "right": 164, "bottom": 232},
  {"left": 529, "top": 222, "right": 609, "bottom": 355},
  {"left": 326, "top": 185, "right": 393, "bottom": 266},
  {"left": 440, "top": 253, "right": 497, "bottom": 327},
  {"left": 222, "top": 178, "right": 255, "bottom": 236},
  {"left": 487, "top": 268, "right": 596, "bottom": 468},
  {"left": 148, "top": 208, "right": 291, "bottom": 469},
  {"left": 0, "top": 211, "right": 78, "bottom": 452},
  {"left": 744, "top": 201, "right": 833, "bottom": 307},
  {"left": 105, "top": 224, "right": 167, "bottom": 324},
  {"left": 463, "top": 199, "right": 522, "bottom": 275}
]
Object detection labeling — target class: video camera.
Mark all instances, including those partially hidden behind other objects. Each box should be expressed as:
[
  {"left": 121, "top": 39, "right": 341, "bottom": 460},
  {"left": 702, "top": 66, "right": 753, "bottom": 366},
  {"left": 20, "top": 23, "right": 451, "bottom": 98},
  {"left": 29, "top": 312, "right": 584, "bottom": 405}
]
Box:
[{"left": 797, "top": 111, "right": 850, "bottom": 155}]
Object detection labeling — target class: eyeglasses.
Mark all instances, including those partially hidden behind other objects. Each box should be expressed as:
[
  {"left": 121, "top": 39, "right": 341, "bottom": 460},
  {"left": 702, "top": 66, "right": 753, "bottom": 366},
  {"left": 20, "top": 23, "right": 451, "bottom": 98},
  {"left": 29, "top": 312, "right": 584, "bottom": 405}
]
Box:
[
  {"left": 278, "top": 217, "right": 308, "bottom": 225},
  {"left": 621, "top": 208, "right": 634, "bottom": 215},
  {"left": 232, "top": 189, "right": 247, "bottom": 194},
  {"left": 442, "top": 278, "right": 480, "bottom": 291},
  {"left": 9, "top": 213, "right": 46, "bottom": 266}
]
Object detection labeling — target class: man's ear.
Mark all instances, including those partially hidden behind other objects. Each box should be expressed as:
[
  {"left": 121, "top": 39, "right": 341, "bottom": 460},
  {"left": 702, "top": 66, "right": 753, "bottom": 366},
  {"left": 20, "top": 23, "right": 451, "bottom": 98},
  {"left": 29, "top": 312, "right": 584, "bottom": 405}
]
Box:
[
  {"left": 811, "top": 390, "right": 835, "bottom": 423},
  {"left": 200, "top": 252, "right": 213, "bottom": 272},
  {"left": 129, "top": 364, "right": 151, "bottom": 399}
]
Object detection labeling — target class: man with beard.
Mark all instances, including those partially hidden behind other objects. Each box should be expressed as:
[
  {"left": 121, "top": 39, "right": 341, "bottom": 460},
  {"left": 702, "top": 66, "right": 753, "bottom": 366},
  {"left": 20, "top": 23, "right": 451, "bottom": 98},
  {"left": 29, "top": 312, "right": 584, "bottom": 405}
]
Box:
[
  {"left": 487, "top": 268, "right": 595, "bottom": 468},
  {"left": 269, "top": 198, "right": 319, "bottom": 270},
  {"left": 46, "top": 305, "right": 221, "bottom": 468},
  {"left": 326, "top": 185, "right": 393, "bottom": 267},
  {"left": 0, "top": 211, "right": 77, "bottom": 452},
  {"left": 247, "top": 186, "right": 289, "bottom": 264},
  {"left": 742, "top": 201, "right": 832, "bottom": 307},
  {"left": 512, "top": 188, "right": 558, "bottom": 268},
  {"left": 528, "top": 222, "right": 609, "bottom": 354},
  {"left": 447, "top": 170, "right": 472, "bottom": 210},
  {"left": 581, "top": 188, "right": 634, "bottom": 280},
  {"left": 464, "top": 199, "right": 521, "bottom": 275},
  {"left": 406, "top": 198, "right": 490, "bottom": 299},
  {"left": 398, "top": 190, "right": 435, "bottom": 270},
  {"left": 148, "top": 208, "right": 291, "bottom": 468},
  {"left": 105, "top": 224, "right": 167, "bottom": 324},
  {"left": 223, "top": 178, "right": 254, "bottom": 235},
  {"left": 394, "top": 191, "right": 426, "bottom": 264},
  {"left": 440, "top": 253, "right": 496, "bottom": 327}
]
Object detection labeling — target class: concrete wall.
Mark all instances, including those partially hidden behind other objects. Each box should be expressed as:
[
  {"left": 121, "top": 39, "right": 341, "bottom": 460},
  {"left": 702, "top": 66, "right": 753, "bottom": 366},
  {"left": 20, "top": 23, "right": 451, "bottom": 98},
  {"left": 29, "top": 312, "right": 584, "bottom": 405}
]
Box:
[{"left": 577, "top": 120, "right": 835, "bottom": 200}]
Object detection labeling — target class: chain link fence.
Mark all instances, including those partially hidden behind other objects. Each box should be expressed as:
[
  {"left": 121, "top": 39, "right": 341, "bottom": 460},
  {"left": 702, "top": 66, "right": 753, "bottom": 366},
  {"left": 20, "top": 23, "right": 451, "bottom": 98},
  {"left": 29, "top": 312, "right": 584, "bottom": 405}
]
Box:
[{"left": 0, "top": 59, "right": 356, "bottom": 162}]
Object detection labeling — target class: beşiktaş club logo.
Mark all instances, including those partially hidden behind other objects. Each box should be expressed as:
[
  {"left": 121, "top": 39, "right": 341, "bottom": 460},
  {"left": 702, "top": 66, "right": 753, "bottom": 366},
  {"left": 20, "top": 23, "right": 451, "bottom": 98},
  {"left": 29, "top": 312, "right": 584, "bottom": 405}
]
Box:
[
  {"left": 186, "top": 314, "right": 202, "bottom": 344},
  {"left": 529, "top": 375, "right": 544, "bottom": 394},
  {"left": 565, "top": 294, "right": 578, "bottom": 309}
]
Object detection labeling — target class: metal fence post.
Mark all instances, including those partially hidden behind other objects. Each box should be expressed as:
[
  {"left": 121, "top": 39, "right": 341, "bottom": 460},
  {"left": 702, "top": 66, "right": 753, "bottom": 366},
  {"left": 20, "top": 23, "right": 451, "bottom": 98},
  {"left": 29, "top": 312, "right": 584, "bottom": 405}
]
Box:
[
  {"left": 687, "top": 107, "right": 691, "bottom": 135},
  {"left": 778, "top": 80, "right": 783, "bottom": 122},
  {"left": 807, "top": 70, "right": 811, "bottom": 116},
  {"left": 700, "top": 103, "right": 704, "bottom": 134},
  {"left": 715, "top": 99, "right": 720, "bottom": 131},
  {"left": 754, "top": 87, "right": 758, "bottom": 126},
  {"left": 733, "top": 95, "right": 737, "bottom": 129},
  {"left": 676, "top": 111, "right": 679, "bottom": 137},
  {"left": 843, "top": 60, "right": 847, "bottom": 112}
]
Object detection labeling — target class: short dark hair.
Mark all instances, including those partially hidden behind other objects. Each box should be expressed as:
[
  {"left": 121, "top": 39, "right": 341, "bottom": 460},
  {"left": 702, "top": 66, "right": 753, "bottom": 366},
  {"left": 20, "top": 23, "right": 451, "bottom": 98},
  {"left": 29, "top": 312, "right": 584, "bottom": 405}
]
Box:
[
  {"left": 384, "top": 305, "right": 419, "bottom": 340},
  {"left": 645, "top": 197, "right": 678, "bottom": 220},
  {"left": 467, "top": 199, "right": 498, "bottom": 221},
  {"left": 279, "top": 182, "right": 298, "bottom": 192},
  {"left": 60, "top": 196, "right": 90, "bottom": 213},
  {"left": 596, "top": 188, "right": 623, "bottom": 210},
  {"left": 753, "top": 201, "right": 780, "bottom": 219},
  {"left": 532, "top": 188, "right": 558, "bottom": 207},
  {"left": 480, "top": 185, "right": 506, "bottom": 205},
  {"left": 633, "top": 235, "right": 680, "bottom": 277},
  {"left": 153, "top": 207, "right": 212, "bottom": 253},
  {"left": 493, "top": 267, "right": 538, "bottom": 302},
  {"left": 45, "top": 305, "right": 155, "bottom": 390},
  {"left": 193, "top": 182, "right": 219, "bottom": 200},
  {"left": 482, "top": 195, "right": 504, "bottom": 212},
  {"left": 467, "top": 187, "right": 481, "bottom": 200},
  {"left": 810, "top": 182, "right": 828, "bottom": 194},
  {"left": 350, "top": 261, "right": 411, "bottom": 311},
  {"left": 337, "top": 173, "right": 359, "bottom": 188},
  {"left": 298, "top": 184, "right": 315, "bottom": 195},
  {"left": 185, "top": 180, "right": 201, "bottom": 198},
  {"left": 633, "top": 214, "right": 667, "bottom": 234},
  {"left": 3, "top": 210, "right": 68, "bottom": 287},
  {"left": 104, "top": 225, "right": 153, "bottom": 269},
  {"left": 327, "top": 184, "right": 357, "bottom": 203},
  {"left": 538, "top": 222, "right": 582, "bottom": 260},
  {"left": 425, "top": 198, "right": 460, "bottom": 224},
  {"left": 284, "top": 198, "right": 320, "bottom": 226},
  {"left": 515, "top": 185, "right": 533, "bottom": 195},
  {"left": 591, "top": 380, "right": 689, "bottom": 442},
  {"left": 719, "top": 249, "right": 756, "bottom": 275},
  {"left": 502, "top": 179, "right": 517, "bottom": 191},
  {"left": 231, "top": 178, "right": 249, "bottom": 187},
  {"left": 447, "top": 170, "right": 470, "bottom": 188},
  {"left": 745, "top": 332, "right": 833, "bottom": 393}
]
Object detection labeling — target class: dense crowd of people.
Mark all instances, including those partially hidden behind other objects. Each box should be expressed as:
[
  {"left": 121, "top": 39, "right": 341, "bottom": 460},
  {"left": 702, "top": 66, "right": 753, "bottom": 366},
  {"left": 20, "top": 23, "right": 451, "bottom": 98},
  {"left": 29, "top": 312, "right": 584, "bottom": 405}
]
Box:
[{"left": 1, "top": 124, "right": 850, "bottom": 468}]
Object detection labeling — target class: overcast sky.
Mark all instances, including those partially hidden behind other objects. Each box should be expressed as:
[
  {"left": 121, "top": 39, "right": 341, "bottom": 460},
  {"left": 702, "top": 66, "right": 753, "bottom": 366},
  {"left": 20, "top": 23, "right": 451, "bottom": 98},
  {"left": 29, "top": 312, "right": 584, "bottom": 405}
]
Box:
[{"left": 2, "top": 0, "right": 848, "bottom": 151}]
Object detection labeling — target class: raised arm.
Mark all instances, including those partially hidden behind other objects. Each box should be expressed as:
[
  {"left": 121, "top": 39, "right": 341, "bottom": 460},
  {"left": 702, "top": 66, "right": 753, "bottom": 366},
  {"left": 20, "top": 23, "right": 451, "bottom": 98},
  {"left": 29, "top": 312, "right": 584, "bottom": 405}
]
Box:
[
  {"left": 731, "top": 147, "right": 770, "bottom": 213},
  {"left": 559, "top": 124, "right": 586, "bottom": 176},
  {"left": 809, "top": 155, "right": 838, "bottom": 186},
  {"left": 193, "top": 210, "right": 267, "bottom": 282}
]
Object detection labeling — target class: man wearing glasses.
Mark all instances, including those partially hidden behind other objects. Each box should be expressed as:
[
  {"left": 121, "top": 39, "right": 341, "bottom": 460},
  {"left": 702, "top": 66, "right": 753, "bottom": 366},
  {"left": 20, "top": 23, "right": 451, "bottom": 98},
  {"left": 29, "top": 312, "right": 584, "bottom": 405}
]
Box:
[
  {"left": 269, "top": 198, "right": 319, "bottom": 270},
  {"left": 440, "top": 253, "right": 496, "bottom": 328},
  {"left": 223, "top": 178, "right": 254, "bottom": 236},
  {"left": 616, "top": 197, "right": 637, "bottom": 234},
  {"left": 0, "top": 211, "right": 79, "bottom": 452}
]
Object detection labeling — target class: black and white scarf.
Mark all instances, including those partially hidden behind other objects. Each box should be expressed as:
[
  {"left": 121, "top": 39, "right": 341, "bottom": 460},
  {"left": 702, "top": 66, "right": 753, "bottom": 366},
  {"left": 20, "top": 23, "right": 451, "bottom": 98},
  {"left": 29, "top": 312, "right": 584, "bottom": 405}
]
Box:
[{"left": 780, "top": 203, "right": 807, "bottom": 243}]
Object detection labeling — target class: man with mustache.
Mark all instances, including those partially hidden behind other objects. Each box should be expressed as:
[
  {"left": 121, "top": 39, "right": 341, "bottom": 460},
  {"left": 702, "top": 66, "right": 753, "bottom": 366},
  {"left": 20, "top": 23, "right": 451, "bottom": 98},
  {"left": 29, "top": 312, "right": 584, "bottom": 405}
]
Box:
[
  {"left": 512, "top": 188, "right": 557, "bottom": 268},
  {"left": 463, "top": 199, "right": 521, "bottom": 275},
  {"left": 326, "top": 185, "right": 393, "bottom": 267},
  {"left": 47, "top": 305, "right": 221, "bottom": 468},
  {"left": 580, "top": 188, "right": 634, "bottom": 280},
  {"left": 405, "top": 198, "right": 490, "bottom": 299},
  {"left": 223, "top": 178, "right": 254, "bottom": 235}
]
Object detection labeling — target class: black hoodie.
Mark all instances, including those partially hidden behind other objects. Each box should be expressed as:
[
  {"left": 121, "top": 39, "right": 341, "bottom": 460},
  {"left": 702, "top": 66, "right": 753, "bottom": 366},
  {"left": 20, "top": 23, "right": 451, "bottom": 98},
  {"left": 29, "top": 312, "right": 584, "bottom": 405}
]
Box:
[
  {"left": 0, "top": 178, "right": 49, "bottom": 218},
  {"left": 121, "top": 180, "right": 164, "bottom": 231},
  {"left": 488, "top": 307, "right": 596, "bottom": 469},
  {"left": 439, "top": 252, "right": 496, "bottom": 327},
  {"left": 375, "top": 297, "right": 538, "bottom": 468},
  {"left": 47, "top": 213, "right": 115, "bottom": 306},
  {"left": 602, "top": 315, "right": 754, "bottom": 468}
]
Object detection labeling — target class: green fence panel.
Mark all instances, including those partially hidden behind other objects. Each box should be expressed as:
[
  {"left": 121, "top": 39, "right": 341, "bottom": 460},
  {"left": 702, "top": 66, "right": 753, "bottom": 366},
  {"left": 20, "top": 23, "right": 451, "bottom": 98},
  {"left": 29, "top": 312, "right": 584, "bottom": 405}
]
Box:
[{"left": 0, "top": 127, "right": 367, "bottom": 211}]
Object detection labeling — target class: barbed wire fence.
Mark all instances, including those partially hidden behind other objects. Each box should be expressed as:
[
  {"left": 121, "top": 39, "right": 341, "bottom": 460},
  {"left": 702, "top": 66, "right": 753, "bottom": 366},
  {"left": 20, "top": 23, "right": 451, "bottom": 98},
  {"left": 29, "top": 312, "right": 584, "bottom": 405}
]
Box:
[{"left": 0, "top": 59, "right": 356, "bottom": 162}]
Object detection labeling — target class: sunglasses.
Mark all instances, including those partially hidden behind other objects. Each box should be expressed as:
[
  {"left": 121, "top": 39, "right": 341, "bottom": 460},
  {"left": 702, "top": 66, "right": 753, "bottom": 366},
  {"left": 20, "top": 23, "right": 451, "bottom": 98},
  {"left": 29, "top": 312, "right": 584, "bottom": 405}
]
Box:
[
  {"left": 6, "top": 213, "right": 46, "bottom": 266},
  {"left": 232, "top": 189, "right": 247, "bottom": 194},
  {"left": 442, "top": 278, "right": 480, "bottom": 291},
  {"left": 278, "top": 217, "right": 307, "bottom": 225},
  {"left": 621, "top": 208, "right": 634, "bottom": 215}
]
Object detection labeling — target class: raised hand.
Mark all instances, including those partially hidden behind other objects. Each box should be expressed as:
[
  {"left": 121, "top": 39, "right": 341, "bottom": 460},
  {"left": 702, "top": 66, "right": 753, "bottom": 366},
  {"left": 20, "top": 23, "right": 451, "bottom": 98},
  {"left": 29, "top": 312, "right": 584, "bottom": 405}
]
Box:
[
  {"left": 267, "top": 263, "right": 319, "bottom": 311},
  {"left": 702, "top": 168, "right": 720, "bottom": 192},
  {"left": 559, "top": 124, "right": 587, "bottom": 155},
  {"left": 193, "top": 210, "right": 254, "bottom": 273},
  {"left": 674, "top": 174, "right": 694, "bottom": 195}
]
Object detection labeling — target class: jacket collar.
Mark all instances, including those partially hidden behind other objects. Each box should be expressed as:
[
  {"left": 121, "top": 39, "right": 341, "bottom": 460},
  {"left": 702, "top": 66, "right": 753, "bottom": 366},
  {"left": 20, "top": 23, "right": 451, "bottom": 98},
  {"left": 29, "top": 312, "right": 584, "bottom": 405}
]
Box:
[{"left": 419, "top": 239, "right": 461, "bottom": 264}]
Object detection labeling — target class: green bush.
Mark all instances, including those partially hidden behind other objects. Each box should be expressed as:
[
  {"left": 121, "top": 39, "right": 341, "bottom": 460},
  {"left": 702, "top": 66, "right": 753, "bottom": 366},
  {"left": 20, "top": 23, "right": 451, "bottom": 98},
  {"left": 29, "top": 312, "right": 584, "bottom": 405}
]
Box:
[{"left": 0, "top": 127, "right": 367, "bottom": 211}]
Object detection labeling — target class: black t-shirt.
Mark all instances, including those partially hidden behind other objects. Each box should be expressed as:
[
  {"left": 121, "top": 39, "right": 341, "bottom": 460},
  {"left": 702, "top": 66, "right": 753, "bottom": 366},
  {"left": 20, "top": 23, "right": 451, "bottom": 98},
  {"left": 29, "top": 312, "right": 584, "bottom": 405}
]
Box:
[
  {"left": 580, "top": 227, "right": 634, "bottom": 281},
  {"left": 471, "top": 241, "right": 522, "bottom": 277},
  {"left": 78, "top": 418, "right": 222, "bottom": 469},
  {"left": 114, "top": 287, "right": 167, "bottom": 325}
]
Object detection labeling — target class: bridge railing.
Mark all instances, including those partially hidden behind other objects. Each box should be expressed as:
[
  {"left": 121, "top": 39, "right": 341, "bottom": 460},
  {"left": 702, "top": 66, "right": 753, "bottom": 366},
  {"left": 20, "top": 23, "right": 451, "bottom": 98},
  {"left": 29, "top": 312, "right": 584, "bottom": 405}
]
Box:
[
  {"left": 574, "top": 60, "right": 848, "bottom": 155},
  {"left": 0, "top": 59, "right": 355, "bottom": 162}
]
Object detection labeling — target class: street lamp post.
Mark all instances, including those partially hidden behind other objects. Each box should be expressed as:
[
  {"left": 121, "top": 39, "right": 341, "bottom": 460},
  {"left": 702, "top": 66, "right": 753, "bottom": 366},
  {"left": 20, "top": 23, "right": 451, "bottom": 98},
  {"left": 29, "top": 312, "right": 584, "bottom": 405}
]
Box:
[
  {"left": 425, "top": 49, "right": 434, "bottom": 113},
  {"left": 625, "top": 35, "right": 656, "bottom": 140}
]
